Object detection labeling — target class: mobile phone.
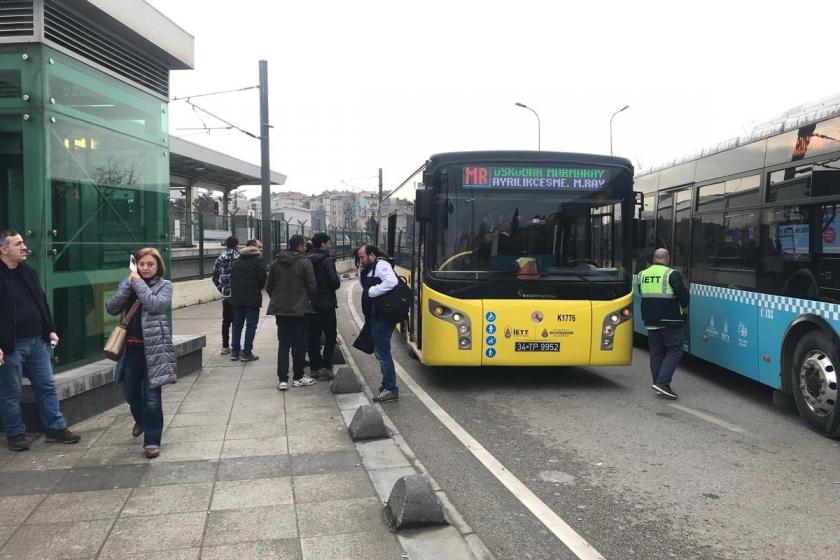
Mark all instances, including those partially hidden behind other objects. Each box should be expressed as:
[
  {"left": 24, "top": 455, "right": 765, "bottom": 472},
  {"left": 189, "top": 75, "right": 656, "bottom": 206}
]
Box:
[{"left": 129, "top": 254, "right": 137, "bottom": 273}]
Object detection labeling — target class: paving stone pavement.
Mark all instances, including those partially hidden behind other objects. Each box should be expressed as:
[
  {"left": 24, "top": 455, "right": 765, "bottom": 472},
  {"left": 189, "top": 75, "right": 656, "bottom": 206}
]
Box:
[{"left": 0, "top": 298, "right": 405, "bottom": 560}]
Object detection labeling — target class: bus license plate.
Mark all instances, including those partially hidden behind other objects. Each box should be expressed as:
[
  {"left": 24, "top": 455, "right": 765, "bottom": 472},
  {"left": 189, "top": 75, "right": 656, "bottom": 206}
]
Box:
[{"left": 515, "top": 342, "right": 560, "bottom": 352}]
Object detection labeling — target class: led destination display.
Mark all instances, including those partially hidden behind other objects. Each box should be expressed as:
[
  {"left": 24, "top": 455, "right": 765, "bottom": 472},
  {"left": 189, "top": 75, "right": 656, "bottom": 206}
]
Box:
[{"left": 462, "top": 166, "right": 611, "bottom": 190}]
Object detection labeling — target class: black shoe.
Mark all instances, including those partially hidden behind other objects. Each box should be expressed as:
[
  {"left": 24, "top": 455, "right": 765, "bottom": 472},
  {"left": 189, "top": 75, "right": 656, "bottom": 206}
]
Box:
[
  {"left": 230, "top": 353, "right": 240, "bottom": 361},
  {"left": 7, "top": 434, "right": 31, "bottom": 452},
  {"left": 240, "top": 353, "right": 259, "bottom": 362},
  {"left": 44, "top": 428, "right": 82, "bottom": 444},
  {"left": 373, "top": 389, "right": 399, "bottom": 403},
  {"left": 652, "top": 384, "right": 678, "bottom": 399}
]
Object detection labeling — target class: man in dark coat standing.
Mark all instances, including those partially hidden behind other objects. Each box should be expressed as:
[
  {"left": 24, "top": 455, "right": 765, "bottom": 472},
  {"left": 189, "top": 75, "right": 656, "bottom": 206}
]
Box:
[
  {"left": 266, "top": 235, "right": 317, "bottom": 390},
  {"left": 307, "top": 233, "right": 341, "bottom": 379},
  {"left": 229, "top": 239, "right": 266, "bottom": 361},
  {"left": 0, "top": 230, "right": 81, "bottom": 451}
]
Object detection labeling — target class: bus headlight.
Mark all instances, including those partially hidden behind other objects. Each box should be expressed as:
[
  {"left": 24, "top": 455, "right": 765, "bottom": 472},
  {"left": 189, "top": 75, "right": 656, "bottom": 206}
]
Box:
[
  {"left": 601, "top": 306, "right": 632, "bottom": 350},
  {"left": 429, "top": 299, "right": 472, "bottom": 351}
]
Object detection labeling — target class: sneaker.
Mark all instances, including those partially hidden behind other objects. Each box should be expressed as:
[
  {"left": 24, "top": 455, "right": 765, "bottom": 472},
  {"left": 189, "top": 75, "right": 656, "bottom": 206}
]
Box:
[
  {"left": 220, "top": 347, "right": 231, "bottom": 355},
  {"left": 6, "top": 434, "right": 30, "bottom": 452},
  {"left": 292, "top": 376, "right": 316, "bottom": 387},
  {"left": 230, "top": 353, "right": 240, "bottom": 361},
  {"left": 44, "top": 428, "right": 82, "bottom": 444},
  {"left": 652, "top": 384, "right": 678, "bottom": 399},
  {"left": 276, "top": 381, "right": 289, "bottom": 391},
  {"left": 240, "top": 353, "right": 259, "bottom": 362},
  {"left": 373, "top": 389, "right": 399, "bottom": 403}
]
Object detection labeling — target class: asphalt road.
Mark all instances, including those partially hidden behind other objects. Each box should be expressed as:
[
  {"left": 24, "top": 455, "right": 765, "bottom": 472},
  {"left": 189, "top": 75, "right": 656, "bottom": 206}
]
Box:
[{"left": 336, "top": 280, "right": 840, "bottom": 560}]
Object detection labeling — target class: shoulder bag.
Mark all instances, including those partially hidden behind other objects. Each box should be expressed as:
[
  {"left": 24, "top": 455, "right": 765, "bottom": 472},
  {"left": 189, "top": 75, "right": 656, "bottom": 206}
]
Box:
[{"left": 104, "top": 300, "right": 141, "bottom": 361}]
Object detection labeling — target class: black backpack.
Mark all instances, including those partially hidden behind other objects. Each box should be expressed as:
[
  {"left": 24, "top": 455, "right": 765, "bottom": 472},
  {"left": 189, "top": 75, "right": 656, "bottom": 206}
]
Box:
[{"left": 375, "top": 263, "right": 412, "bottom": 323}]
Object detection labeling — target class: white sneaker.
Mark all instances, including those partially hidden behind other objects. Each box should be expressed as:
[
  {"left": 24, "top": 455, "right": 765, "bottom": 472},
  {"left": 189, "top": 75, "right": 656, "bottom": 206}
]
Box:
[
  {"left": 276, "top": 382, "right": 288, "bottom": 391},
  {"left": 292, "top": 376, "right": 316, "bottom": 387}
]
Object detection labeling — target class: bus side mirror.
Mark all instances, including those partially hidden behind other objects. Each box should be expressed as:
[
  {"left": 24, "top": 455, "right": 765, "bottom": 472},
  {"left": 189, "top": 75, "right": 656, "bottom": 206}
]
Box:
[
  {"left": 633, "top": 218, "right": 647, "bottom": 248},
  {"left": 415, "top": 188, "right": 434, "bottom": 222}
]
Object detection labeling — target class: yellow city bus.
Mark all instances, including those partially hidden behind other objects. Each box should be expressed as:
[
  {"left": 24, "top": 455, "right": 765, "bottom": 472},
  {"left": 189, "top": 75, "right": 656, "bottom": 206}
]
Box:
[{"left": 379, "top": 151, "right": 636, "bottom": 366}]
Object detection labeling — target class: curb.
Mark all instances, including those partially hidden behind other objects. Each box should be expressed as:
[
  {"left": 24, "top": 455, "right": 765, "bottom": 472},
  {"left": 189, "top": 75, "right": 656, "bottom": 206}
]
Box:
[{"left": 334, "top": 330, "right": 496, "bottom": 560}]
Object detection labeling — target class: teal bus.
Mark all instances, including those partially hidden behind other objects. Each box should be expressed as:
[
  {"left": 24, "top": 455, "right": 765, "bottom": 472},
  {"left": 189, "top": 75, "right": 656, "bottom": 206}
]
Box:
[{"left": 633, "top": 95, "right": 840, "bottom": 437}]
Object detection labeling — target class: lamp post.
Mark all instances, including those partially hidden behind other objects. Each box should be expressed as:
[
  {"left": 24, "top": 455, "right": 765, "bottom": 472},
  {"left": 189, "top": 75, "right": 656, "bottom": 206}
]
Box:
[
  {"left": 515, "top": 102, "right": 541, "bottom": 150},
  {"left": 609, "top": 104, "right": 629, "bottom": 156}
]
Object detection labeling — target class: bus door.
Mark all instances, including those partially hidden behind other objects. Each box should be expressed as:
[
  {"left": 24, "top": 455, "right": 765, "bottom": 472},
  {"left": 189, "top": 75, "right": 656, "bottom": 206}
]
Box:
[
  {"left": 657, "top": 188, "right": 693, "bottom": 339},
  {"left": 818, "top": 202, "right": 840, "bottom": 301}
]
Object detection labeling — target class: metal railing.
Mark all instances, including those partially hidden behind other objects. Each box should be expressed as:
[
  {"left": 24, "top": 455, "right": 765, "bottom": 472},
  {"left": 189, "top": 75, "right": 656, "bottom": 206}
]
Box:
[{"left": 170, "top": 213, "right": 374, "bottom": 281}]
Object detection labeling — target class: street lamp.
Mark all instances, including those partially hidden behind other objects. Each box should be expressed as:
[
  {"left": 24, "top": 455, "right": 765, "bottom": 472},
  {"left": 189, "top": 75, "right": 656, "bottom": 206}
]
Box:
[
  {"left": 609, "top": 105, "right": 630, "bottom": 156},
  {"left": 515, "top": 102, "right": 541, "bottom": 150}
]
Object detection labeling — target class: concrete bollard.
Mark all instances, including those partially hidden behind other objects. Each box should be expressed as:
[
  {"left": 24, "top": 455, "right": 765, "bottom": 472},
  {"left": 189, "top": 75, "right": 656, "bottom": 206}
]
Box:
[
  {"left": 348, "top": 405, "right": 389, "bottom": 440},
  {"left": 384, "top": 474, "right": 447, "bottom": 530},
  {"left": 330, "top": 366, "right": 361, "bottom": 394}
]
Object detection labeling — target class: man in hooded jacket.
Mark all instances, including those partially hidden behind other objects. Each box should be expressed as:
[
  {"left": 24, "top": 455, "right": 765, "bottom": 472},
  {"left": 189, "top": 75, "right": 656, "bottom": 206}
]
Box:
[
  {"left": 266, "top": 235, "right": 317, "bottom": 390},
  {"left": 306, "top": 233, "right": 341, "bottom": 379},
  {"left": 229, "top": 239, "right": 266, "bottom": 361}
]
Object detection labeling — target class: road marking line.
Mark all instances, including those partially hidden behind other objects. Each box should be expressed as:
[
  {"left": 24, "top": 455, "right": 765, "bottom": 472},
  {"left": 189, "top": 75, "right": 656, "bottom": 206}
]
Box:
[
  {"left": 345, "top": 284, "right": 606, "bottom": 560},
  {"left": 668, "top": 403, "right": 747, "bottom": 433}
]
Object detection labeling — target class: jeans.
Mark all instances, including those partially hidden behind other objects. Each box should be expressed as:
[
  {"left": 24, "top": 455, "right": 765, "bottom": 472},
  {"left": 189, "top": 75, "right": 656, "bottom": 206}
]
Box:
[
  {"left": 0, "top": 337, "right": 66, "bottom": 436},
  {"left": 232, "top": 306, "right": 260, "bottom": 355},
  {"left": 221, "top": 298, "right": 234, "bottom": 348},
  {"left": 276, "top": 316, "right": 308, "bottom": 382},
  {"left": 372, "top": 316, "right": 398, "bottom": 394},
  {"left": 122, "top": 345, "right": 163, "bottom": 448},
  {"left": 647, "top": 326, "right": 684, "bottom": 387},
  {"left": 307, "top": 307, "right": 337, "bottom": 370}
]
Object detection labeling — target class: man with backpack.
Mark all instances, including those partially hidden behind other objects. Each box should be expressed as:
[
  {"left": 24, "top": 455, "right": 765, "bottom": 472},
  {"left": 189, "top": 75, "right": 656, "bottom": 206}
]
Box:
[
  {"left": 307, "top": 233, "right": 341, "bottom": 379},
  {"left": 359, "top": 244, "right": 400, "bottom": 402}
]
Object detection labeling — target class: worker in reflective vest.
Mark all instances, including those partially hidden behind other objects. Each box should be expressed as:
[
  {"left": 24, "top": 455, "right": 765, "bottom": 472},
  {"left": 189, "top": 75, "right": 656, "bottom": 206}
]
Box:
[{"left": 638, "top": 248, "right": 690, "bottom": 399}]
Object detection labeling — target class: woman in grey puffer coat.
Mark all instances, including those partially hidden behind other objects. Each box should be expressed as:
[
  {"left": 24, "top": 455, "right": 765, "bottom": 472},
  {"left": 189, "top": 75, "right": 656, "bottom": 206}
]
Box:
[{"left": 106, "top": 248, "right": 176, "bottom": 459}]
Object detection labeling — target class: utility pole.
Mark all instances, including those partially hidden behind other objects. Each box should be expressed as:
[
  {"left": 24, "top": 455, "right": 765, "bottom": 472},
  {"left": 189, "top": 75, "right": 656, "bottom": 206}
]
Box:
[
  {"left": 259, "top": 60, "right": 272, "bottom": 265},
  {"left": 377, "top": 167, "right": 383, "bottom": 246}
]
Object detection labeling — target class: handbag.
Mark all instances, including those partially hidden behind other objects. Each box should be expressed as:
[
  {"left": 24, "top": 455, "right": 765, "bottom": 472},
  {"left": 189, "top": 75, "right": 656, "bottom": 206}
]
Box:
[
  {"left": 352, "top": 322, "right": 375, "bottom": 354},
  {"left": 104, "top": 300, "right": 141, "bottom": 361}
]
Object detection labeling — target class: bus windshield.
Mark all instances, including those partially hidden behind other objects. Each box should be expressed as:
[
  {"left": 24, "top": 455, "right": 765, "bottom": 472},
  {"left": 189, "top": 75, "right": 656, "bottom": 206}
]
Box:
[{"left": 433, "top": 192, "right": 627, "bottom": 281}]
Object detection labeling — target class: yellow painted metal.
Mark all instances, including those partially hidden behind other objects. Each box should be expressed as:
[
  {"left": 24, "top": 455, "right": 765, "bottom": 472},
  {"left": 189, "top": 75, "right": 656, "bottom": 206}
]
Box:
[
  {"left": 480, "top": 298, "right": 592, "bottom": 366},
  {"left": 589, "top": 292, "right": 634, "bottom": 365},
  {"left": 418, "top": 284, "right": 633, "bottom": 367},
  {"left": 420, "top": 286, "right": 484, "bottom": 366}
]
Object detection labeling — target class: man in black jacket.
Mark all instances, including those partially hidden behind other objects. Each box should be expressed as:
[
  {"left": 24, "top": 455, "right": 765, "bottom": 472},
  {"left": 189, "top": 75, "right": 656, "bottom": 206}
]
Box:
[
  {"left": 0, "top": 230, "right": 81, "bottom": 451},
  {"left": 267, "top": 235, "right": 317, "bottom": 390},
  {"left": 307, "top": 233, "right": 341, "bottom": 379},
  {"left": 229, "top": 239, "right": 266, "bottom": 361}
]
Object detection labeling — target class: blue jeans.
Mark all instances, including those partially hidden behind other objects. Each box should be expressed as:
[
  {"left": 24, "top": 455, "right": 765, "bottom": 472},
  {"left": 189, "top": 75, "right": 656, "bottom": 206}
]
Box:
[
  {"left": 0, "top": 337, "right": 66, "bottom": 436},
  {"left": 647, "top": 326, "right": 684, "bottom": 387},
  {"left": 232, "top": 306, "right": 260, "bottom": 355},
  {"left": 122, "top": 345, "right": 163, "bottom": 448},
  {"left": 372, "top": 317, "right": 398, "bottom": 394}
]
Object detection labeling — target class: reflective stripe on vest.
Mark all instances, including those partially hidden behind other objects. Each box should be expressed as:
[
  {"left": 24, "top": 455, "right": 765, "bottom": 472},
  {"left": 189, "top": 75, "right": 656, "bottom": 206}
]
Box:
[{"left": 638, "top": 264, "right": 676, "bottom": 299}]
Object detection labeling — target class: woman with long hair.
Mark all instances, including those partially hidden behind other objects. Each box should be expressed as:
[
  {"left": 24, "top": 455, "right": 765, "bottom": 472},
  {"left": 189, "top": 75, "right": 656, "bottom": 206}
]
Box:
[{"left": 105, "top": 248, "right": 176, "bottom": 459}]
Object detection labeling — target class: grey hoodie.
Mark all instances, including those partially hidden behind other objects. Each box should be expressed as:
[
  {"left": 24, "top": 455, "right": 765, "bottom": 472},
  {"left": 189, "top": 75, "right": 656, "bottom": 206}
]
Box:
[{"left": 265, "top": 250, "right": 316, "bottom": 317}]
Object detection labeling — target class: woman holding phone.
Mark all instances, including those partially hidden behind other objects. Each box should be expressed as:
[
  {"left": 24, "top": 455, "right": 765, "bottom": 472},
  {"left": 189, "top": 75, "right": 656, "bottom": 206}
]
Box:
[{"left": 106, "top": 248, "right": 176, "bottom": 459}]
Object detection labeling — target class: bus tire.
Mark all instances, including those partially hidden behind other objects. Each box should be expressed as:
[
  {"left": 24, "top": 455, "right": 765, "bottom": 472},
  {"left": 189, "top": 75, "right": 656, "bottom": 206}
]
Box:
[{"left": 790, "top": 331, "right": 840, "bottom": 438}]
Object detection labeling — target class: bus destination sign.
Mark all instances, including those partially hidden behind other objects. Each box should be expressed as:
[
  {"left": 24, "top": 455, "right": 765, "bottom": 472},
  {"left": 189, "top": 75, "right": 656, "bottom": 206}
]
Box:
[{"left": 462, "top": 166, "right": 609, "bottom": 190}]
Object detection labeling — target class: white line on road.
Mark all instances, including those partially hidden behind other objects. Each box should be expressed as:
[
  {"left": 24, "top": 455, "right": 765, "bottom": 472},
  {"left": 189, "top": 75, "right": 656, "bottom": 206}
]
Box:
[
  {"left": 345, "top": 285, "right": 606, "bottom": 560},
  {"left": 667, "top": 403, "right": 747, "bottom": 434}
]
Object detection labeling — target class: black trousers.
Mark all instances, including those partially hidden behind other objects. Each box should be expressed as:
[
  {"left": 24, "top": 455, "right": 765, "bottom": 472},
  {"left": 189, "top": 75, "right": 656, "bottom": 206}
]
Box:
[
  {"left": 307, "top": 307, "right": 337, "bottom": 370},
  {"left": 221, "top": 299, "right": 234, "bottom": 347},
  {"left": 276, "top": 316, "right": 308, "bottom": 382}
]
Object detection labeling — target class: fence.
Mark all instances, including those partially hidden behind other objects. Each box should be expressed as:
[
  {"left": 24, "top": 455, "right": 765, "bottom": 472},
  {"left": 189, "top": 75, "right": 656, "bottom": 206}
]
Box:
[{"left": 170, "top": 213, "right": 373, "bottom": 281}]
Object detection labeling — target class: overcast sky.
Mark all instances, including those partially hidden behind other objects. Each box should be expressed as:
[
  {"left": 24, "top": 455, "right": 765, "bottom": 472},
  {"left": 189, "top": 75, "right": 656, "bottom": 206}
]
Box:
[{"left": 148, "top": 0, "right": 840, "bottom": 197}]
